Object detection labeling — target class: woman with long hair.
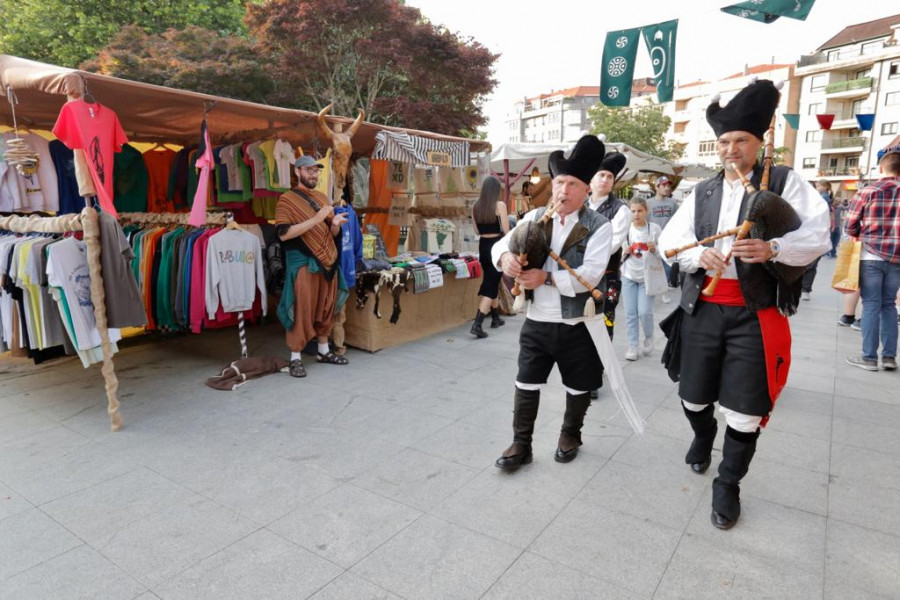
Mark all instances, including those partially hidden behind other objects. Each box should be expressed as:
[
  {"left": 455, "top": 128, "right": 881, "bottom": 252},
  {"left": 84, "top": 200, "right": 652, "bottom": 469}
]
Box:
[{"left": 470, "top": 176, "right": 509, "bottom": 338}]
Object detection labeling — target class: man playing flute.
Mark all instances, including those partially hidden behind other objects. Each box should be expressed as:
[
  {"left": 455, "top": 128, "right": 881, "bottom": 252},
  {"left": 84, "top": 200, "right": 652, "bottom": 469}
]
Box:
[{"left": 658, "top": 80, "right": 830, "bottom": 529}]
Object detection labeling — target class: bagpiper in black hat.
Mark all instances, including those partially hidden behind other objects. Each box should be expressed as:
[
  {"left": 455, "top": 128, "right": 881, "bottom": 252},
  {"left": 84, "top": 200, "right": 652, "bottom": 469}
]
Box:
[
  {"left": 549, "top": 135, "right": 605, "bottom": 184},
  {"left": 707, "top": 78, "right": 781, "bottom": 140}
]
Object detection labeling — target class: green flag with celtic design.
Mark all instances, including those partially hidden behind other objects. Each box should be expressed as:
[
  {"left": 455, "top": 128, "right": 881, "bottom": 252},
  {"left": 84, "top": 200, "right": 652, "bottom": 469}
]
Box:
[
  {"left": 601, "top": 27, "right": 641, "bottom": 107},
  {"left": 641, "top": 20, "right": 678, "bottom": 103},
  {"left": 721, "top": 0, "right": 816, "bottom": 23}
]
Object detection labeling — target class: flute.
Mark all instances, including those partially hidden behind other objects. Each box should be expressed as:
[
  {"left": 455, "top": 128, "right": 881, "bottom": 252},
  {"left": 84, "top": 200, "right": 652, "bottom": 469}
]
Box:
[
  {"left": 701, "top": 162, "right": 756, "bottom": 297},
  {"left": 547, "top": 249, "right": 604, "bottom": 300}
]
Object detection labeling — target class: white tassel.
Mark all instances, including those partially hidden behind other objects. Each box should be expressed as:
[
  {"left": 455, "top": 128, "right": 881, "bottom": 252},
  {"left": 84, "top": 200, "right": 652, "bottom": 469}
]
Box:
[
  {"left": 585, "top": 319, "right": 646, "bottom": 435},
  {"left": 710, "top": 93, "right": 721, "bottom": 104},
  {"left": 597, "top": 133, "right": 607, "bottom": 143},
  {"left": 512, "top": 293, "right": 526, "bottom": 314},
  {"left": 583, "top": 297, "right": 596, "bottom": 318},
  {"left": 775, "top": 80, "right": 785, "bottom": 90},
  {"left": 749, "top": 75, "right": 759, "bottom": 84}
]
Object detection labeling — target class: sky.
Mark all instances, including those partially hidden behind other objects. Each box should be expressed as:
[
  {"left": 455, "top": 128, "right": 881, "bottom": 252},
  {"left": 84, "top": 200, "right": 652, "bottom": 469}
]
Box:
[{"left": 405, "top": 0, "right": 896, "bottom": 144}]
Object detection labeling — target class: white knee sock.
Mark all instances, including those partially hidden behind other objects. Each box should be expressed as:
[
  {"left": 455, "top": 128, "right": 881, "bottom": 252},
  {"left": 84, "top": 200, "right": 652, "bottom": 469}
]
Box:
[
  {"left": 317, "top": 343, "right": 330, "bottom": 355},
  {"left": 290, "top": 352, "right": 301, "bottom": 362}
]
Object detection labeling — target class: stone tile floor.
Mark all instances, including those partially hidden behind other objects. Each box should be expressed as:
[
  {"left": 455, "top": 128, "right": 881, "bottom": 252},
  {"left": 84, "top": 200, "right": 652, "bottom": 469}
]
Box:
[{"left": 0, "top": 259, "right": 897, "bottom": 599}]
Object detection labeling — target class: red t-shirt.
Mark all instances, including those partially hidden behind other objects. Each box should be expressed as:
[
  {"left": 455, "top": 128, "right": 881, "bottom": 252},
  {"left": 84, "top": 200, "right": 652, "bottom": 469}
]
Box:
[{"left": 52, "top": 100, "right": 128, "bottom": 217}]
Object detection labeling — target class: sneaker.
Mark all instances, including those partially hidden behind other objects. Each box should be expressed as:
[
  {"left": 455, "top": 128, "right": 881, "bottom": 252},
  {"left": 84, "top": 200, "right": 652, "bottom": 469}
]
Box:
[
  {"left": 850, "top": 319, "right": 862, "bottom": 331},
  {"left": 882, "top": 357, "right": 897, "bottom": 371},
  {"left": 846, "top": 356, "right": 878, "bottom": 371},
  {"left": 801, "top": 291, "right": 811, "bottom": 301},
  {"left": 661, "top": 292, "right": 671, "bottom": 304},
  {"left": 625, "top": 347, "right": 638, "bottom": 361},
  {"left": 836, "top": 315, "right": 855, "bottom": 327},
  {"left": 641, "top": 338, "right": 653, "bottom": 356}
]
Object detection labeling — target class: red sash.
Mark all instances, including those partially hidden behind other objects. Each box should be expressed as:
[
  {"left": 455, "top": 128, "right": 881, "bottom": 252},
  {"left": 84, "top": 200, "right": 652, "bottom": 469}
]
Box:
[{"left": 701, "top": 277, "right": 791, "bottom": 425}]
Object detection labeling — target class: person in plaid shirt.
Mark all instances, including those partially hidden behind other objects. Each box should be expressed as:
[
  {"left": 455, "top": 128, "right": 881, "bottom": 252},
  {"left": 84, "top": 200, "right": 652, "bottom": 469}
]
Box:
[{"left": 844, "top": 145, "right": 900, "bottom": 371}]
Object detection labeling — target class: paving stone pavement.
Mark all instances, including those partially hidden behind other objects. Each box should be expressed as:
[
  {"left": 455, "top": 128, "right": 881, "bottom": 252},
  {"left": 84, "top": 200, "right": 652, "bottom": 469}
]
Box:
[{"left": 0, "top": 258, "right": 897, "bottom": 599}]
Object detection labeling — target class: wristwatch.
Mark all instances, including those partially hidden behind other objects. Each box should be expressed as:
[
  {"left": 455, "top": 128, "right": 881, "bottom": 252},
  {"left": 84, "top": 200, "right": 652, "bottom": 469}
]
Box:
[
  {"left": 769, "top": 240, "right": 781, "bottom": 260},
  {"left": 544, "top": 271, "right": 555, "bottom": 286}
]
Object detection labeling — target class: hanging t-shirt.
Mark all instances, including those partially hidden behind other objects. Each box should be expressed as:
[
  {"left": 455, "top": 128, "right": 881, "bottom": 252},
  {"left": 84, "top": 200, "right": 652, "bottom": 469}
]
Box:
[
  {"left": 49, "top": 140, "right": 84, "bottom": 214},
  {"left": 622, "top": 222, "right": 662, "bottom": 283},
  {"left": 52, "top": 100, "right": 128, "bottom": 217},
  {"left": 114, "top": 144, "right": 149, "bottom": 213},
  {"left": 273, "top": 139, "right": 294, "bottom": 189},
  {"left": 189, "top": 123, "right": 214, "bottom": 226},
  {"left": 0, "top": 133, "right": 60, "bottom": 213},
  {"left": 46, "top": 237, "right": 122, "bottom": 350},
  {"left": 98, "top": 211, "right": 147, "bottom": 328},
  {"left": 143, "top": 147, "right": 176, "bottom": 213}
]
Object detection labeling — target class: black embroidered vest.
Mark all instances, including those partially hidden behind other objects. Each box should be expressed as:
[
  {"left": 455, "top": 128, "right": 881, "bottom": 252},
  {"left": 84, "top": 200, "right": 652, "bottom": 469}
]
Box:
[
  {"left": 590, "top": 193, "right": 626, "bottom": 275},
  {"left": 680, "top": 165, "right": 790, "bottom": 314}
]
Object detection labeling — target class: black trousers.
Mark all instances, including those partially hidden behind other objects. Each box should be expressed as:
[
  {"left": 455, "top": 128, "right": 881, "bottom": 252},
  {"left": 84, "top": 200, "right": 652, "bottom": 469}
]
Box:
[
  {"left": 678, "top": 301, "right": 770, "bottom": 417},
  {"left": 517, "top": 319, "right": 603, "bottom": 392}
]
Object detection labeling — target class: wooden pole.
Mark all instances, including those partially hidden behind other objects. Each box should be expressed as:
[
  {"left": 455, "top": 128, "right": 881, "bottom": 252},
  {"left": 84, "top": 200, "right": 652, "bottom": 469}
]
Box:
[{"left": 80, "top": 206, "right": 123, "bottom": 431}]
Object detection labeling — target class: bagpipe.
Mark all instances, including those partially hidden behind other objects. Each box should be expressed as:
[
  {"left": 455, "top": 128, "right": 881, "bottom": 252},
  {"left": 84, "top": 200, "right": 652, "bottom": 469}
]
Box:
[{"left": 507, "top": 198, "right": 604, "bottom": 317}]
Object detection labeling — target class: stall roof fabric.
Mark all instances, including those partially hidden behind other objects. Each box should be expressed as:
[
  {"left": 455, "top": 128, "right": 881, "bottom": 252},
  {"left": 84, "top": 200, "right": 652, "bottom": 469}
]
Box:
[
  {"left": 0, "top": 54, "right": 490, "bottom": 156},
  {"left": 490, "top": 141, "right": 681, "bottom": 179}
]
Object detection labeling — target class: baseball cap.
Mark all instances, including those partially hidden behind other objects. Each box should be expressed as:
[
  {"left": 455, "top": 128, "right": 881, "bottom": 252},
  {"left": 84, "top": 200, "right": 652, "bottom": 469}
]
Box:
[
  {"left": 657, "top": 176, "right": 672, "bottom": 185},
  {"left": 294, "top": 155, "right": 325, "bottom": 169}
]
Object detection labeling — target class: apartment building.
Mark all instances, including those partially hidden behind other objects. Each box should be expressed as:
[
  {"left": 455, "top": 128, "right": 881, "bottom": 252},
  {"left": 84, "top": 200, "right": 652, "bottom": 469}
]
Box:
[
  {"left": 505, "top": 79, "right": 656, "bottom": 144},
  {"left": 663, "top": 64, "right": 800, "bottom": 169},
  {"left": 793, "top": 14, "right": 900, "bottom": 198}
]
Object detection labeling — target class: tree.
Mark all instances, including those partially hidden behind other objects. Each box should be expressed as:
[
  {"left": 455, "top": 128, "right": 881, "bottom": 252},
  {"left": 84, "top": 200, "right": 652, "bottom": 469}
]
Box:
[
  {"left": 0, "top": 0, "right": 247, "bottom": 68},
  {"left": 82, "top": 26, "right": 274, "bottom": 104},
  {"left": 588, "top": 102, "right": 685, "bottom": 161},
  {"left": 245, "top": 0, "right": 498, "bottom": 136}
]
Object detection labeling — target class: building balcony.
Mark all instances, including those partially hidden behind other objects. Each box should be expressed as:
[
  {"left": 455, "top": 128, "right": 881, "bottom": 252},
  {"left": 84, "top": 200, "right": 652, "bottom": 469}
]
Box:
[
  {"left": 824, "top": 77, "right": 873, "bottom": 99},
  {"left": 817, "top": 167, "right": 860, "bottom": 179},
  {"left": 820, "top": 137, "right": 865, "bottom": 154},
  {"left": 797, "top": 47, "right": 882, "bottom": 73}
]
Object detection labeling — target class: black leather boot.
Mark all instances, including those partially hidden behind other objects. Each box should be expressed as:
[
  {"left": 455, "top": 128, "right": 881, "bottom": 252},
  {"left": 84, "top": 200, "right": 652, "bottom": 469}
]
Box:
[
  {"left": 683, "top": 403, "right": 718, "bottom": 474},
  {"left": 470, "top": 310, "right": 488, "bottom": 338},
  {"left": 490, "top": 307, "right": 505, "bottom": 328},
  {"left": 711, "top": 426, "right": 759, "bottom": 530},
  {"left": 495, "top": 388, "right": 540, "bottom": 470},
  {"left": 555, "top": 392, "right": 591, "bottom": 463}
]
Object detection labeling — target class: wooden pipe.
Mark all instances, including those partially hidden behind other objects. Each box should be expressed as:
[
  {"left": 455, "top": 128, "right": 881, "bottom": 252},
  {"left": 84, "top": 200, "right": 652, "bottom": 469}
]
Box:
[
  {"left": 511, "top": 252, "right": 528, "bottom": 296},
  {"left": 701, "top": 163, "right": 756, "bottom": 297},
  {"left": 547, "top": 249, "right": 604, "bottom": 300},
  {"left": 664, "top": 226, "right": 742, "bottom": 259}
]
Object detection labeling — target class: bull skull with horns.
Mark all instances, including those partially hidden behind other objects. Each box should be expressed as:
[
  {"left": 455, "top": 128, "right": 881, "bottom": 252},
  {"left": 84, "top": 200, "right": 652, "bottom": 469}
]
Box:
[{"left": 316, "top": 104, "right": 364, "bottom": 194}]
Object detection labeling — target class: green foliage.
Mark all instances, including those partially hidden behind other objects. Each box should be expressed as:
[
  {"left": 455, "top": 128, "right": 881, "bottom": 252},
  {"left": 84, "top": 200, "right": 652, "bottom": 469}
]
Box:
[
  {"left": 246, "top": 0, "right": 498, "bottom": 135},
  {"left": 0, "top": 0, "right": 247, "bottom": 68},
  {"left": 81, "top": 25, "right": 273, "bottom": 103},
  {"left": 588, "top": 102, "right": 685, "bottom": 161}
]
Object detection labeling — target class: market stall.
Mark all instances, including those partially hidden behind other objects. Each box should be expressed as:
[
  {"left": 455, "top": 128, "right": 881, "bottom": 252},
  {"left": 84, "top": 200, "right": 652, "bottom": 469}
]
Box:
[{"left": 0, "top": 54, "right": 491, "bottom": 425}]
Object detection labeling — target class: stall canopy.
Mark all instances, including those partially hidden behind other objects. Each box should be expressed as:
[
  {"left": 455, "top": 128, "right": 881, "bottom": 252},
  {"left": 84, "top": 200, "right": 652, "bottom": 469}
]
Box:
[
  {"left": 0, "top": 54, "right": 490, "bottom": 155},
  {"left": 491, "top": 141, "right": 679, "bottom": 180}
]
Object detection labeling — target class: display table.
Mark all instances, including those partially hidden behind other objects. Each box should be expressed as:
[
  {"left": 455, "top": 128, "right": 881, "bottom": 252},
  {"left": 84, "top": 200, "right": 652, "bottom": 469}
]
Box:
[{"left": 344, "top": 275, "right": 482, "bottom": 352}]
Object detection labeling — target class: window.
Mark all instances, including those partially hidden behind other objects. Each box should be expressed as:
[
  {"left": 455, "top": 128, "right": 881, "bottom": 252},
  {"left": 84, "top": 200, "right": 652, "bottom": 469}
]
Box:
[
  {"left": 886, "top": 92, "right": 900, "bottom": 106},
  {"left": 802, "top": 157, "right": 816, "bottom": 169},
  {"left": 856, "top": 68, "right": 870, "bottom": 79},
  {"left": 675, "top": 99, "right": 688, "bottom": 111},
  {"left": 673, "top": 122, "right": 687, "bottom": 134},
  {"left": 828, "top": 157, "right": 838, "bottom": 168},
  {"left": 806, "top": 131, "right": 822, "bottom": 143},
  {"left": 861, "top": 40, "right": 882, "bottom": 55},
  {"left": 808, "top": 102, "right": 823, "bottom": 115},
  {"left": 845, "top": 156, "right": 859, "bottom": 169},
  {"left": 827, "top": 49, "right": 840, "bottom": 62},
  {"left": 890, "top": 61, "right": 900, "bottom": 79},
  {"left": 810, "top": 75, "right": 828, "bottom": 91},
  {"left": 698, "top": 140, "right": 717, "bottom": 155},
  {"left": 883, "top": 122, "right": 899, "bottom": 135}
]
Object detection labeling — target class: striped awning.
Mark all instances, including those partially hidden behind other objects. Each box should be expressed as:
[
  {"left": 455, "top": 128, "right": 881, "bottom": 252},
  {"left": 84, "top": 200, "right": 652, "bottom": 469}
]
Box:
[{"left": 372, "top": 131, "right": 470, "bottom": 167}]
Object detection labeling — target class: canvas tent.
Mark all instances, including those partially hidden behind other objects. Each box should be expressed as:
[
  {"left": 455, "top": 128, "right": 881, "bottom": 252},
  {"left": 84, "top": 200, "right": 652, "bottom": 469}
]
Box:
[{"left": 0, "top": 54, "right": 490, "bottom": 155}]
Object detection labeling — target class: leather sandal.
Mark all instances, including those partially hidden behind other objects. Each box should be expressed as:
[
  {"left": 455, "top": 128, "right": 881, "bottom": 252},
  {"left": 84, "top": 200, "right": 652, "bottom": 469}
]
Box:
[
  {"left": 289, "top": 359, "right": 307, "bottom": 378},
  {"left": 317, "top": 351, "right": 349, "bottom": 365}
]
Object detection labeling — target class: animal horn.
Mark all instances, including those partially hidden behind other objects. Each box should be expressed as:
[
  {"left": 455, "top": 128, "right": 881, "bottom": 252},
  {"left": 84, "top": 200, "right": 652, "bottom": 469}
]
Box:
[
  {"left": 316, "top": 104, "right": 334, "bottom": 143},
  {"left": 348, "top": 109, "right": 365, "bottom": 137}
]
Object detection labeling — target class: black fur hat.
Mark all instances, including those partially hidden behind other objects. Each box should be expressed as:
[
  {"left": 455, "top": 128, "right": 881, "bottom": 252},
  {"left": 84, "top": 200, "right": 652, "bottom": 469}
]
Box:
[
  {"left": 707, "top": 79, "right": 781, "bottom": 140},
  {"left": 598, "top": 152, "right": 627, "bottom": 177},
  {"left": 549, "top": 135, "right": 605, "bottom": 184}
]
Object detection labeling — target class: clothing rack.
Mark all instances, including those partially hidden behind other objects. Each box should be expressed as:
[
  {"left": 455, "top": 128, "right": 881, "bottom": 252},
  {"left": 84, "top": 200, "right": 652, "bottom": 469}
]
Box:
[{"left": 0, "top": 207, "right": 123, "bottom": 431}]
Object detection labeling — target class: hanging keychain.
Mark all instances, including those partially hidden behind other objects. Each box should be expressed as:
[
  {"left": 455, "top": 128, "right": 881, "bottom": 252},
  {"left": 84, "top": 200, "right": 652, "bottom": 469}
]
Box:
[{"left": 3, "top": 86, "right": 40, "bottom": 177}]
